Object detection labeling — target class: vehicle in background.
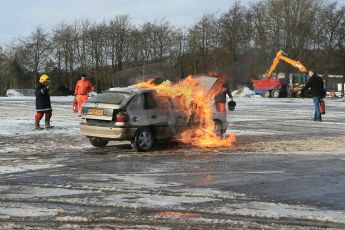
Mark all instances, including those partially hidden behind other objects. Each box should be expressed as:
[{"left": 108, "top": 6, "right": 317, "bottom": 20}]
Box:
[{"left": 252, "top": 50, "right": 310, "bottom": 98}]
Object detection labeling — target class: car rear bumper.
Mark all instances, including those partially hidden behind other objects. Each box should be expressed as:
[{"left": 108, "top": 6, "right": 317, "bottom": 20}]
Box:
[{"left": 80, "top": 123, "right": 137, "bottom": 140}]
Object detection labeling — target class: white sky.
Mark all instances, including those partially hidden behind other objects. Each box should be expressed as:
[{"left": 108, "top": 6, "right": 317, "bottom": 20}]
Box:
[
  {"left": 0, "top": 0, "right": 251, "bottom": 45},
  {"left": 0, "top": 0, "right": 344, "bottom": 45}
]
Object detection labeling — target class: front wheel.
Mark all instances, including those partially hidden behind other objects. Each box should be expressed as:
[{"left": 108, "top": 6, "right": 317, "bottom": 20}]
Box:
[
  {"left": 131, "top": 128, "right": 154, "bottom": 152},
  {"left": 263, "top": 91, "right": 271, "bottom": 98},
  {"left": 89, "top": 137, "right": 109, "bottom": 147}
]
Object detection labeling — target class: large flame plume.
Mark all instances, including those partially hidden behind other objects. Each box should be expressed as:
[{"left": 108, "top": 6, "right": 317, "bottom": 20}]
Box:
[{"left": 134, "top": 74, "right": 236, "bottom": 148}]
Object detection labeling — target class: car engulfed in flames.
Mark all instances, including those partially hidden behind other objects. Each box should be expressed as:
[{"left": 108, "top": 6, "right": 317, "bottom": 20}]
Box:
[{"left": 80, "top": 73, "right": 236, "bottom": 151}]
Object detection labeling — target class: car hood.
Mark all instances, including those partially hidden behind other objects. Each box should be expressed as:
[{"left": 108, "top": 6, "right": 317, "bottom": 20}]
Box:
[{"left": 191, "top": 74, "right": 225, "bottom": 97}]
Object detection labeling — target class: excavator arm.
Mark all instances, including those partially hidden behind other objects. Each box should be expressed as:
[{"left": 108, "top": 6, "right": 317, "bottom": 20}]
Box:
[{"left": 264, "top": 50, "right": 308, "bottom": 79}]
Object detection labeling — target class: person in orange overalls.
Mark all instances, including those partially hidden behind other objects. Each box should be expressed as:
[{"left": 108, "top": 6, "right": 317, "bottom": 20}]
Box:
[{"left": 74, "top": 73, "right": 94, "bottom": 114}]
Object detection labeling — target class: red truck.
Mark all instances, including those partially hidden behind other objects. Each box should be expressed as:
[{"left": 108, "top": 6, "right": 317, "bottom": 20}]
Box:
[{"left": 253, "top": 50, "right": 308, "bottom": 98}]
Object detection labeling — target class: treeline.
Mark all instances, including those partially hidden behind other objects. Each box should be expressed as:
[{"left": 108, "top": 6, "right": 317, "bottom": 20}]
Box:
[{"left": 0, "top": 0, "right": 345, "bottom": 94}]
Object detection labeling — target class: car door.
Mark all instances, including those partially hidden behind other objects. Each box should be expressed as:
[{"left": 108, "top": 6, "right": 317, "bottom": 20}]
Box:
[
  {"left": 126, "top": 93, "right": 150, "bottom": 126},
  {"left": 169, "top": 98, "right": 189, "bottom": 135},
  {"left": 144, "top": 92, "right": 176, "bottom": 140}
]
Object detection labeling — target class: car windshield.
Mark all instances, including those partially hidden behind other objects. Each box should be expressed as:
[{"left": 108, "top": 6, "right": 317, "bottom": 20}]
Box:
[{"left": 88, "top": 92, "right": 131, "bottom": 104}]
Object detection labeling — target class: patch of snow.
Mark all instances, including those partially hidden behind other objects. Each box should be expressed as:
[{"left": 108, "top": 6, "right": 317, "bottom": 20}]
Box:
[
  {"left": 21, "top": 187, "right": 90, "bottom": 198},
  {"left": 0, "top": 205, "right": 58, "bottom": 217},
  {"left": 136, "top": 195, "right": 216, "bottom": 207},
  {"left": 6, "top": 89, "right": 24, "bottom": 97},
  {"left": 232, "top": 87, "right": 256, "bottom": 98},
  {"left": 5, "top": 89, "right": 36, "bottom": 97},
  {"left": 214, "top": 201, "right": 345, "bottom": 224},
  {"left": 59, "top": 224, "right": 82, "bottom": 229},
  {"left": 106, "top": 174, "right": 182, "bottom": 188},
  {"left": 0, "top": 186, "right": 10, "bottom": 192},
  {"left": 0, "top": 164, "right": 63, "bottom": 174},
  {"left": 177, "top": 188, "right": 246, "bottom": 199},
  {"left": 56, "top": 216, "right": 88, "bottom": 222},
  {"left": 103, "top": 193, "right": 217, "bottom": 208}
]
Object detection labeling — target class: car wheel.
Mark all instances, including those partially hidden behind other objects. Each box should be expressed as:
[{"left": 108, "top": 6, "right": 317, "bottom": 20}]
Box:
[
  {"left": 263, "top": 91, "right": 271, "bottom": 98},
  {"left": 271, "top": 90, "right": 280, "bottom": 98},
  {"left": 214, "top": 120, "right": 223, "bottom": 137},
  {"left": 131, "top": 128, "right": 154, "bottom": 152},
  {"left": 89, "top": 137, "right": 109, "bottom": 147}
]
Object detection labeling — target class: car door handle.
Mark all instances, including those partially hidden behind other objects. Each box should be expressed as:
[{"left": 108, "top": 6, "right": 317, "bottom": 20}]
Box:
[{"left": 151, "top": 115, "right": 157, "bottom": 119}]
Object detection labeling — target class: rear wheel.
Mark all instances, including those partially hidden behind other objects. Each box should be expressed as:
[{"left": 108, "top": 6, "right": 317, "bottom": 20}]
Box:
[
  {"left": 131, "top": 128, "right": 154, "bottom": 152},
  {"left": 263, "top": 91, "right": 271, "bottom": 98},
  {"left": 89, "top": 137, "right": 109, "bottom": 147},
  {"left": 271, "top": 90, "right": 280, "bottom": 98}
]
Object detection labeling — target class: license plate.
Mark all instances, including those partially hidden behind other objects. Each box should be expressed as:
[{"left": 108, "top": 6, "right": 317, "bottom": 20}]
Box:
[{"left": 88, "top": 108, "right": 104, "bottom": 116}]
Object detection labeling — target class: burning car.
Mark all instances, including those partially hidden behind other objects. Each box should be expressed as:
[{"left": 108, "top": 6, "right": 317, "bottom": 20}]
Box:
[{"left": 80, "top": 75, "right": 233, "bottom": 151}]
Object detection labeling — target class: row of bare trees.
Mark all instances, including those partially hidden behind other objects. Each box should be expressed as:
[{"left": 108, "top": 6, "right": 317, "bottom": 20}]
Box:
[{"left": 0, "top": 0, "right": 344, "bottom": 94}]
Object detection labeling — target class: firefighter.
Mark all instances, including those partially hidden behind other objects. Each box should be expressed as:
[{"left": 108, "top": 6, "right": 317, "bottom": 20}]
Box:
[
  {"left": 214, "top": 83, "right": 233, "bottom": 116},
  {"left": 35, "top": 74, "right": 54, "bottom": 130},
  {"left": 74, "top": 73, "right": 94, "bottom": 114}
]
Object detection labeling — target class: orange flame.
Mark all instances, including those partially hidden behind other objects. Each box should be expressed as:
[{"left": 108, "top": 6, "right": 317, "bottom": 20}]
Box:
[{"left": 134, "top": 74, "right": 236, "bottom": 148}]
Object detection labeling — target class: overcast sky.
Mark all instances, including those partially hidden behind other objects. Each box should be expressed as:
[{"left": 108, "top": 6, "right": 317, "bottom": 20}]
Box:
[{"left": 0, "top": 0, "right": 344, "bottom": 46}]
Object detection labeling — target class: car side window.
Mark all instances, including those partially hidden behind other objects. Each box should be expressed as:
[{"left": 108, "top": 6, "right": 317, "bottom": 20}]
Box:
[
  {"left": 155, "top": 96, "right": 172, "bottom": 110},
  {"left": 144, "top": 92, "right": 158, "bottom": 109},
  {"left": 129, "top": 94, "right": 145, "bottom": 109}
]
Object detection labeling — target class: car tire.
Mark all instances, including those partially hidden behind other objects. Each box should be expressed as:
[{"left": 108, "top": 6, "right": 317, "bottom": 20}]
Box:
[
  {"left": 89, "top": 137, "right": 109, "bottom": 147},
  {"left": 271, "top": 90, "right": 280, "bottom": 98},
  {"left": 214, "top": 120, "right": 224, "bottom": 137},
  {"left": 131, "top": 128, "right": 154, "bottom": 152},
  {"left": 263, "top": 91, "right": 271, "bottom": 98}
]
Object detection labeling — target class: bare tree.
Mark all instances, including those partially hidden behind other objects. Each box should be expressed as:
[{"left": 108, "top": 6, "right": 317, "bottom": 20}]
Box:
[
  {"left": 186, "top": 14, "right": 219, "bottom": 73},
  {"left": 335, "top": 6, "right": 345, "bottom": 95},
  {"left": 218, "top": 2, "right": 253, "bottom": 61},
  {"left": 17, "top": 26, "right": 51, "bottom": 86},
  {"left": 74, "top": 18, "right": 91, "bottom": 71},
  {"left": 107, "top": 15, "right": 131, "bottom": 72},
  {"left": 173, "top": 28, "right": 188, "bottom": 77},
  {"left": 0, "top": 46, "right": 10, "bottom": 94}
]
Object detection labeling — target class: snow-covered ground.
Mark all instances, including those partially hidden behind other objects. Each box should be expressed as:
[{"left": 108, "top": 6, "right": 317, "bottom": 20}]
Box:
[{"left": 0, "top": 96, "right": 345, "bottom": 229}]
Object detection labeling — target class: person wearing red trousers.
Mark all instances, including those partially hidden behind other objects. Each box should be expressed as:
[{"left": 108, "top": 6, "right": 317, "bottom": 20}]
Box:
[
  {"left": 214, "top": 83, "right": 233, "bottom": 116},
  {"left": 35, "top": 74, "right": 54, "bottom": 130},
  {"left": 74, "top": 73, "right": 94, "bottom": 115}
]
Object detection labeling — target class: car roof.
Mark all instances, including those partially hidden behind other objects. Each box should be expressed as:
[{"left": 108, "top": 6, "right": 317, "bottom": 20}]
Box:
[{"left": 107, "top": 87, "right": 154, "bottom": 94}]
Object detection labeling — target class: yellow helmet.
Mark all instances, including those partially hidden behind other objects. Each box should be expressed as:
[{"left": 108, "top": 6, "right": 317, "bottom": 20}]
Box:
[{"left": 39, "top": 74, "right": 49, "bottom": 84}]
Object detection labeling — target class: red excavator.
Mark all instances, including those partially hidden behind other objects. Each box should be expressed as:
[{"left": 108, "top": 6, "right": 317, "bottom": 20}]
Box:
[{"left": 253, "top": 50, "right": 309, "bottom": 98}]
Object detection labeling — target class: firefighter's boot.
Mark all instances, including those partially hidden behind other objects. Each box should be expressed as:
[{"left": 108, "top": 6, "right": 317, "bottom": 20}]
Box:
[
  {"left": 45, "top": 117, "right": 54, "bottom": 129},
  {"left": 35, "top": 119, "right": 44, "bottom": 130}
]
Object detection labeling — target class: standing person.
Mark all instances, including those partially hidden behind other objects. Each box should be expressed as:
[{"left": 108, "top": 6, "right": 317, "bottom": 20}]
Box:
[
  {"left": 214, "top": 83, "right": 233, "bottom": 116},
  {"left": 301, "top": 70, "right": 326, "bottom": 122},
  {"left": 35, "top": 74, "right": 54, "bottom": 130},
  {"left": 74, "top": 73, "right": 94, "bottom": 114}
]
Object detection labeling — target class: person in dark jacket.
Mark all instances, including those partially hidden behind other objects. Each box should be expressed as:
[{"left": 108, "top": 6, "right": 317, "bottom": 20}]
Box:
[
  {"left": 35, "top": 74, "right": 54, "bottom": 129},
  {"left": 214, "top": 83, "right": 233, "bottom": 116},
  {"left": 301, "top": 70, "right": 326, "bottom": 122}
]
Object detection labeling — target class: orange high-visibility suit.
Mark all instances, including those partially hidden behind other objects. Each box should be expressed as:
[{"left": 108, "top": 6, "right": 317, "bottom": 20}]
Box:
[{"left": 74, "top": 79, "right": 94, "bottom": 113}]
